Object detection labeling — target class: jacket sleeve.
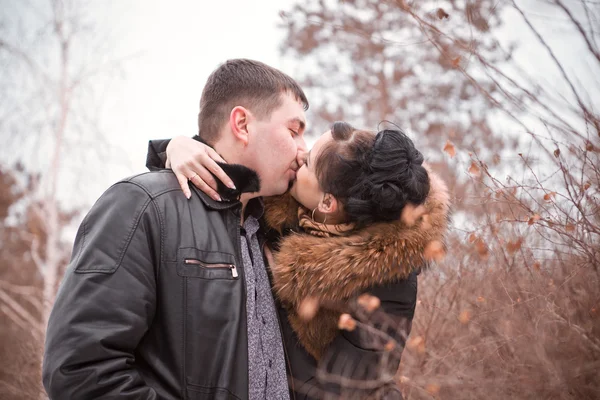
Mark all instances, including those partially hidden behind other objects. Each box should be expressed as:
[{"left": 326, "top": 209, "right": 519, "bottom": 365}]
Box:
[
  {"left": 145, "top": 136, "right": 205, "bottom": 171},
  {"left": 146, "top": 139, "right": 171, "bottom": 170},
  {"left": 300, "top": 273, "right": 418, "bottom": 400},
  {"left": 42, "top": 181, "right": 161, "bottom": 399}
]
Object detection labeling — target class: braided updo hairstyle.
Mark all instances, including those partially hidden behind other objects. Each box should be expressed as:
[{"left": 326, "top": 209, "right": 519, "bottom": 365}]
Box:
[{"left": 313, "top": 121, "right": 430, "bottom": 228}]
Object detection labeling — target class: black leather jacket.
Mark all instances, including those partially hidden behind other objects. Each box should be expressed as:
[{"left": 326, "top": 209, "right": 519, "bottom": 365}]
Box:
[{"left": 43, "top": 167, "right": 262, "bottom": 399}]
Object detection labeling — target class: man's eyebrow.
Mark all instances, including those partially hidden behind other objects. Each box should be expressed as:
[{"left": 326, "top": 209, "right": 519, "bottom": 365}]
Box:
[{"left": 288, "top": 117, "right": 306, "bottom": 131}]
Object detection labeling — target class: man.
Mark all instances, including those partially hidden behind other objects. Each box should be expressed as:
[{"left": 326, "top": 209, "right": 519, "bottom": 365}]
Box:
[{"left": 43, "top": 59, "right": 309, "bottom": 399}]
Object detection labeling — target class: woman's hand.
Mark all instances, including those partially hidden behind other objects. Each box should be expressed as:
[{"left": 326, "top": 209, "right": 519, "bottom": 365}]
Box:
[{"left": 166, "top": 136, "right": 236, "bottom": 200}]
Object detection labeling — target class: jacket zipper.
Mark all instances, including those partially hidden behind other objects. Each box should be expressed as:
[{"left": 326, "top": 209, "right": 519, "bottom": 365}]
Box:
[{"left": 184, "top": 258, "right": 238, "bottom": 278}]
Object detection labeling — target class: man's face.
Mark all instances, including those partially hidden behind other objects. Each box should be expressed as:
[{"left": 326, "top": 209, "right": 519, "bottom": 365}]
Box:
[{"left": 245, "top": 92, "right": 307, "bottom": 197}]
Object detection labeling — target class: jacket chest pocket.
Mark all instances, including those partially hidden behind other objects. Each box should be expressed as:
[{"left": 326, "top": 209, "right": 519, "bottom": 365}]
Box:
[
  {"left": 177, "top": 248, "right": 238, "bottom": 280},
  {"left": 176, "top": 247, "right": 246, "bottom": 392}
]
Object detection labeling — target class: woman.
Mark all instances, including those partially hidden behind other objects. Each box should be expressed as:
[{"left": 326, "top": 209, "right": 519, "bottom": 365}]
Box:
[{"left": 147, "top": 122, "right": 450, "bottom": 399}]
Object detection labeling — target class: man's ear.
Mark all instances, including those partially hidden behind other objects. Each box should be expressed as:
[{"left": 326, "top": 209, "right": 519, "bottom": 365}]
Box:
[
  {"left": 318, "top": 193, "right": 339, "bottom": 215},
  {"left": 229, "top": 106, "right": 250, "bottom": 146}
]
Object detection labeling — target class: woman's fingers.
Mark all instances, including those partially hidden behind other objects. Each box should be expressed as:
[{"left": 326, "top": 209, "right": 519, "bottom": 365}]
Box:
[
  {"left": 191, "top": 159, "right": 219, "bottom": 192},
  {"left": 190, "top": 173, "right": 221, "bottom": 202},
  {"left": 172, "top": 162, "right": 219, "bottom": 201},
  {"left": 174, "top": 169, "right": 192, "bottom": 200},
  {"left": 207, "top": 147, "right": 227, "bottom": 164},
  {"left": 165, "top": 136, "right": 233, "bottom": 200},
  {"left": 206, "top": 148, "right": 235, "bottom": 189}
]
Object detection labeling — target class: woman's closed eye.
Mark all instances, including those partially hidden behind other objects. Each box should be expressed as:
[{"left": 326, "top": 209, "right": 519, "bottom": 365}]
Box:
[{"left": 289, "top": 129, "right": 299, "bottom": 137}]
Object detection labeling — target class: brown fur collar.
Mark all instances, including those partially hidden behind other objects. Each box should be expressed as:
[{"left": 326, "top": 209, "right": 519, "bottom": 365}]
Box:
[{"left": 263, "top": 166, "right": 451, "bottom": 360}]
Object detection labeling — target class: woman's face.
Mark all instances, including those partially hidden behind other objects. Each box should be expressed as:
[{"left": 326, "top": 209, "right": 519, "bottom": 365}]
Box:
[{"left": 289, "top": 129, "right": 332, "bottom": 210}]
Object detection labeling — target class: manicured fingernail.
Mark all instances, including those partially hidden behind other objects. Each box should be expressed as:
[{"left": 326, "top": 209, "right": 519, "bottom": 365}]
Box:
[
  {"left": 228, "top": 182, "right": 236, "bottom": 190},
  {"left": 185, "top": 191, "right": 191, "bottom": 200},
  {"left": 213, "top": 194, "right": 222, "bottom": 202}
]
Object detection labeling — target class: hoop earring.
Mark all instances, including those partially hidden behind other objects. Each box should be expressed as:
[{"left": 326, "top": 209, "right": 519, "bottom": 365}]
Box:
[{"left": 311, "top": 207, "right": 327, "bottom": 224}]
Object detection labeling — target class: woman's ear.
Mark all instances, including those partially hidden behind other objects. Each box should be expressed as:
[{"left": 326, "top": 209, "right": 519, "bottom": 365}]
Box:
[
  {"left": 318, "top": 193, "right": 339, "bottom": 215},
  {"left": 229, "top": 106, "right": 250, "bottom": 146}
]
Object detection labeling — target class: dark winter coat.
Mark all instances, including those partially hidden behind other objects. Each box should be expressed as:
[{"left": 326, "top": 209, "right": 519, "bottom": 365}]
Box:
[{"left": 43, "top": 164, "right": 265, "bottom": 400}]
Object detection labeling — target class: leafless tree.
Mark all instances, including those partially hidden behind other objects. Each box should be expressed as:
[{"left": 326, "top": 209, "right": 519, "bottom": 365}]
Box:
[
  {"left": 0, "top": 1, "right": 129, "bottom": 397},
  {"left": 281, "top": 0, "right": 600, "bottom": 398}
]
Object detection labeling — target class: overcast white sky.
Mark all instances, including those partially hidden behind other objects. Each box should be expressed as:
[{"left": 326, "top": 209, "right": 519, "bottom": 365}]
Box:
[{"left": 2, "top": 0, "right": 597, "bottom": 211}]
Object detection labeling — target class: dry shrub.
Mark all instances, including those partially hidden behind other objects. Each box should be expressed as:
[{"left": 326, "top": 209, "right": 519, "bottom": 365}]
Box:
[
  {"left": 402, "top": 246, "right": 599, "bottom": 399},
  {"left": 0, "top": 315, "right": 44, "bottom": 399}
]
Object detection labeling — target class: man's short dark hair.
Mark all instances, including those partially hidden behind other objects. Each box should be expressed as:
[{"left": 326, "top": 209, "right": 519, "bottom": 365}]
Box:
[{"left": 197, "top": 59, "right": 309, "bottom": 144}]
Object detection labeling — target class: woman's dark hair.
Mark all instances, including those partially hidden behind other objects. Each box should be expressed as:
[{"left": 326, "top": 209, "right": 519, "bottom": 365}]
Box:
[{"left": 314, "top": 121, "right": 430, "bottom": 227}]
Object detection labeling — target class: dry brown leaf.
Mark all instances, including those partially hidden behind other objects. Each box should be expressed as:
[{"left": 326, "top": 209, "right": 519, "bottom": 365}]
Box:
[
  {"left": 443, "top": 140, "right": 456, "bottom": 158},
  {"left": 543, "top": 192, "right": 556, "bottom": 202},
  {"left": 437, "top": 7, "right": 449, "bottom": 19},
  {"left": 298, "top": 297, "right": 320, "bottom": 321},
  {"left": 401, "top": 204, "right": 427, "bottom": 227},
  {"left": 468, "top": 161, "right": 481, "bottom": 177},
  {"left": 426, "top": 383, "right": 441, "bottom": 395},
  {"left": 451, "top": 56, "right": 461, "bottom": 68},
  {"left": 506, "top": 238, "right": 523, "bottom": 254},
  {"left": 565, "top": 224, "right": 575, "bottom": 232},
  {"left": 338, "top": 314, "right": 356, "bottom": 331},
  {"left": 586, "top": 141, "right": 595, "bottom": 152},
  {"left": 468, "top": 233, "right": 477, "bottom": 243},
  {"left": 357, "top": 294, "right": 381, "bottom": 313},
  {"left": 528, "top": 214, "right": 541, "bottom": 225},
  {"left": 458, "top": 310, "right": 471, "bottom": 324},
  {"left": 553, "top": 148, "right": 560, "bottom": 158},
  {"left": 533, "top": 261, "right": 541, "bottom": 271},
  {"left": 423, "top": 240, "right": 445, "bottom": 262},
  {"left": 384, "top": 340, "right": 396, "bottom": 352},
  {"left": 407, "top": 335, "right": 424, "bottom": 351},
  {"left": 583, "top": 182, "right": 591, "bottom": 191},
  {"left": 475, "top": 239, "right": 489, "bottom": 258}
]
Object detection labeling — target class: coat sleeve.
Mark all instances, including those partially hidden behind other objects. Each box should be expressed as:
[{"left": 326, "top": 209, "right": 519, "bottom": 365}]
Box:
[
  {"left": 145, "top": 136, "right": 205, "bottom": 171},
  {"left": 145, "top": 139, "right": 171, "bottom": 170},
  {"left": 297, "top": 273, "right": 418, "bottom": 400},
  {"left": 42, "top": 181, "right": 161, "bottom": 399}
]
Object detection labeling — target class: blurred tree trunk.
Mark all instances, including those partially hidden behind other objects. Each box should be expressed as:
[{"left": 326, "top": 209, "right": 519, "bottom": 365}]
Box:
[{"left": 0, "top": 1, "right": 124, "bottom": 397}]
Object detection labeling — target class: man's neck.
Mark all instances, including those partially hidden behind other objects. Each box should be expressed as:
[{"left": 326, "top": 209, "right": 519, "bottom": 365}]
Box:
[
  {"left": 239, "top": 193, "right": 252, "bottom": 225},
  {"left": 211, "top": 138, "right": 261, "bottom": 225}
]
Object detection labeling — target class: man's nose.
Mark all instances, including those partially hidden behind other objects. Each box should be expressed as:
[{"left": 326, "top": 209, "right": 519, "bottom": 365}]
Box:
[{"left": 296, "top": 136, "right": 308, "bottom": 167}]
